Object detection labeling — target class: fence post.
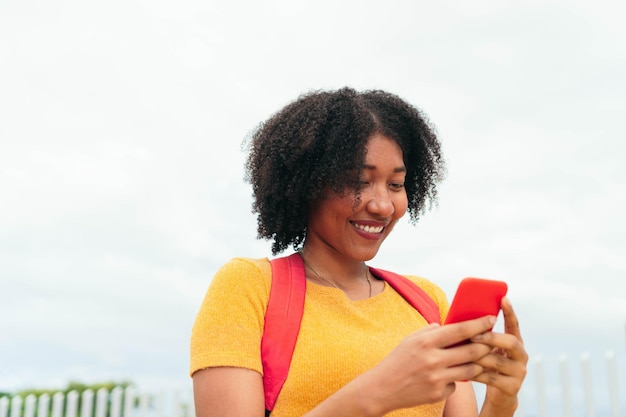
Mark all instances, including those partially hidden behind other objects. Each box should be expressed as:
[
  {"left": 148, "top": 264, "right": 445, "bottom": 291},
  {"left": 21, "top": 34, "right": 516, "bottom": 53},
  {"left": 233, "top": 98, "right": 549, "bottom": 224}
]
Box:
[
  {"left": 559, "top": 355, "right": 573, "bottom": 417},
  {"left": 581, "top": 353, "right": 596, "bottom": 417},
  {"left": 81, "top": 389, "right": 94, "bottom": 417},
  {"left": 95, "top": 388, "right": 108, "bottom": 417},
  {"left": 535, "top": 356, "right": 548, "bottom": 417},
  {"left": 51, "top": 392, "right": 64, "bottom": 417},
  {"left": 110, "top": 387, "right": 123, "bottom": 417},
  {"left": 9, "top": 396, "right": 21, "bottom": 417},
  {"left": 36, "top": 394, "right": 49, "bottom": 417},
  {"left": 66, "top": 391, "right": 79, "bottom": 417},
  {"left": 24, "top": 395, "right": 36, "bottom": 417},
  {"left": 0, "top": 397, "right": 8, "bottom": 417},
  {"left": 606, "top": 350, "right": 621, "bottom": 417},
  {"left": 123, "top": 386, "right": 135, "bottom": 417}
]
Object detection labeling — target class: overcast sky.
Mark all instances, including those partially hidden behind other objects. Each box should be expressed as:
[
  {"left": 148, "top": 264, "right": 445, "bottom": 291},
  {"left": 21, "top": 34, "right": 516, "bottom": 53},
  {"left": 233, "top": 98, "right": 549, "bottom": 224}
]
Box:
[{"left": 1, "top": 0, "right": 625, "bottom": 414}]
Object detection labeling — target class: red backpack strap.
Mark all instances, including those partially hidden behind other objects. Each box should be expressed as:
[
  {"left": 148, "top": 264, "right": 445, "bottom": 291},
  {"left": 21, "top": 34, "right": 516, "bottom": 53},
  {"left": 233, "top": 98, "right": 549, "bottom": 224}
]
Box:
[
  {"left": 262, "top": 253, "right": 306, "bottom": 414},
  {"left": 368, "top": 267, "right": 441, "bottom": 324}
]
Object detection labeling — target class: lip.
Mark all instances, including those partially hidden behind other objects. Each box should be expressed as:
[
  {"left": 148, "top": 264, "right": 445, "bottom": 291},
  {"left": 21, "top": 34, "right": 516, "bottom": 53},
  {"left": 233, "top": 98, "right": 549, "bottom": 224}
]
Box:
[{"left": 350, "top": 220, "right": 388, "bottom": 240}]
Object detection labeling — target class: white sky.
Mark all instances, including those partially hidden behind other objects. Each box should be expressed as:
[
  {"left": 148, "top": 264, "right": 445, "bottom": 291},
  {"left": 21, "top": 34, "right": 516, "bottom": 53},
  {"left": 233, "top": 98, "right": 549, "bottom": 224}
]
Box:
[{"left": 1, "top": 0, "right": 625, "bottom": 412}]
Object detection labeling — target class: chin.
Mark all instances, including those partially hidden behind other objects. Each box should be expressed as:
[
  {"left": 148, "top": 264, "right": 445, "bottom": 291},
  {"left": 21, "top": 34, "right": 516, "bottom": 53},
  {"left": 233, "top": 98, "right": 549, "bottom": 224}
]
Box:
[{"left": 354, "top": 246, "right": 383, "bottom": 262}]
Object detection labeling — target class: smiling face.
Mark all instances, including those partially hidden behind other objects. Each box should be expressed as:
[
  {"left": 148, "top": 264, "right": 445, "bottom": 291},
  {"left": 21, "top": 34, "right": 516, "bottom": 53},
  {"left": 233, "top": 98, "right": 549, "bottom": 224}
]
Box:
[{"left": 305, "top": 134, "right": 409, "bottom": 262}]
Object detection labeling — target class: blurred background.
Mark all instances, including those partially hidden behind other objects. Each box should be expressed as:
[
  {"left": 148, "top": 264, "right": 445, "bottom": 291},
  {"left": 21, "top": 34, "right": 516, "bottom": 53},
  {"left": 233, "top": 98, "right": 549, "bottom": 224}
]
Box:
[{"left": 1, "top": 0, "right": 624, "bottom": 415}]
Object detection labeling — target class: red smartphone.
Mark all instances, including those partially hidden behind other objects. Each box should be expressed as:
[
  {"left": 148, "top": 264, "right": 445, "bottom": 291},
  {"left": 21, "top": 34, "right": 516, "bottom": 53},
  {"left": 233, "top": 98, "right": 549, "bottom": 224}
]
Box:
[{"left": 444, "top": 277, "right": 508, "bottom": 328}]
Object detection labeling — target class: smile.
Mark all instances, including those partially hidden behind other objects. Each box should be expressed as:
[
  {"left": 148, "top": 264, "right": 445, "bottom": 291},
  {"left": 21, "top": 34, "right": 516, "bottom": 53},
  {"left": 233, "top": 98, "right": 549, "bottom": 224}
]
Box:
[{"left": 351, "top": 222, "right": 384, "bottom": 234}]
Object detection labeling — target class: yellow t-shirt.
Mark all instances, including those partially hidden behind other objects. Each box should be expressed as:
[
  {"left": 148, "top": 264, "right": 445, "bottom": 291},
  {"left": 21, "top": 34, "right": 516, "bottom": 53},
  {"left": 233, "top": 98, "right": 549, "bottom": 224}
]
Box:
[{"left": 190, "top": 257, "right": 450, "bottom": 417}]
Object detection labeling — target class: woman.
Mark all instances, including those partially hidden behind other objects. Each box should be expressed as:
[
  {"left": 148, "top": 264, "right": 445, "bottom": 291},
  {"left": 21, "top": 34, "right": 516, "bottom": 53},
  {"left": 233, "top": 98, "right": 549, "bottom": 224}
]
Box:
[{"left": 190, "top": 87, "right": 528, "bottom": 416}]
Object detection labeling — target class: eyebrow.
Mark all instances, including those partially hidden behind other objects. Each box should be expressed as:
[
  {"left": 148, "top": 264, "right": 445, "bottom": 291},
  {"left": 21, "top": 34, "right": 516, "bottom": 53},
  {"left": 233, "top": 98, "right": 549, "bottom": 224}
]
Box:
[{"left": 363, "top": 164, "right": 407, "bottom": 173}]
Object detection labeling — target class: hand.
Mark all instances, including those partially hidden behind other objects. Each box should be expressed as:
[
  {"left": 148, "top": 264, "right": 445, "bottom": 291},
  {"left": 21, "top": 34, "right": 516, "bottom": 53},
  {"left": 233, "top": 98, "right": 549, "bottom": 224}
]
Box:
[
  {"left": 361, "top": 315, "right": 498, "bottom": 415},
  {"left": 470, "top": 297, "right": 528, "bottom": 413}
]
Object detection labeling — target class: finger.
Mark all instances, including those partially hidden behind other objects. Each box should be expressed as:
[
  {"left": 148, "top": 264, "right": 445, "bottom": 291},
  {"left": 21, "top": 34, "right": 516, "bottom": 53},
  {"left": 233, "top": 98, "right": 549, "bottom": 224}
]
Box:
[
  {"left": 439, "top": 316, "right": 497, "bottom": 348},
  {"left": 422, "top": 323, "right": 442, "bottom": 332},
  {"left": 407, "top": 322, "right": 441, "bottom": 338},
  {"left": 474, "top": 351, "right": 527, "bottom": 379},
  {"left": 472, "top": 370, "right": 524, "bottom": 397},
  {"left": 442, "top": 340, "right": 493, "bottom": 368},
  {"left": 501, "top": 297, "right": 523, "bottom": 342},
  {"left": 471, "top": 332, "right": 529, "bottom": 364},
  {"left": 442, "top": 361, "right": 485, "bottom": 382}
]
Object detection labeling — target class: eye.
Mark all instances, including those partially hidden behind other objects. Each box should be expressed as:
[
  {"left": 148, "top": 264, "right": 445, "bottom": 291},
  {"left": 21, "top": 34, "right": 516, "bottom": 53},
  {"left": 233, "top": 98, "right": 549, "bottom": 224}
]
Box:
[{"left": 389, "top": 182, "right": 405, "bottom": 191}]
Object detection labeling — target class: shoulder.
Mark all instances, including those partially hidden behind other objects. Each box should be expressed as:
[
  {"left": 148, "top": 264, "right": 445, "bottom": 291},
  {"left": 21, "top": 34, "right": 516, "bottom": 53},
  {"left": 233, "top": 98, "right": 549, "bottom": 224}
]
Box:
[
  {"left": 215, "top": 257, "right": 272, "bottom": 281},
  {"left": 400, "top": 274, "right": 451, "bottom": 322},
  {"left": 193, "top": 257, "right": 274, "bottom": 332},
  {"left": 191, "top": 257, "right": 273, "bottom": 377},
  {"left": 207, "top": 257, "right": 273, "bottom": 303},
  {"left": 372, "top": 267, "right": 448, "bottom": 306},
  {"left": 402, "top": 275, "right": 446, "bottom": 301}
]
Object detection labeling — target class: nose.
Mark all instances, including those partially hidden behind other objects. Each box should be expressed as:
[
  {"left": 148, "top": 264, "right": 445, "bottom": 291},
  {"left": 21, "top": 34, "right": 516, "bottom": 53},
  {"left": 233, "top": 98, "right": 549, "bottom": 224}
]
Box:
[{"left": 365, "top": 186, "right": 394, "bottom": 218}]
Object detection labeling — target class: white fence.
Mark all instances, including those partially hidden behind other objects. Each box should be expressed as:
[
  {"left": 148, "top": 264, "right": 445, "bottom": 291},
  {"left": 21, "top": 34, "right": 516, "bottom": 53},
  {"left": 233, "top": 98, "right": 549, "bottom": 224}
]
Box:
[
  {"left": 1, "top": 350, "right": 622, "bottom": 417},
  {"left": 0, "top": 386, "right": 192, "bottom": 417},
  {"left": 514, "top": 350, "right": 623, "bottom": 417}
]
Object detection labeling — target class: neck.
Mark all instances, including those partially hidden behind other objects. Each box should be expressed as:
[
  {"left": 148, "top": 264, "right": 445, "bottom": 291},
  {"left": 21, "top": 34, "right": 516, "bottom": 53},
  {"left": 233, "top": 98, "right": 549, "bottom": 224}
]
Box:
[
  {"left": 298, "top": 248, "right": 373, "bottom": 300},
  {"left": 299, "top": 248, "right": 367, "bottom": 283}
]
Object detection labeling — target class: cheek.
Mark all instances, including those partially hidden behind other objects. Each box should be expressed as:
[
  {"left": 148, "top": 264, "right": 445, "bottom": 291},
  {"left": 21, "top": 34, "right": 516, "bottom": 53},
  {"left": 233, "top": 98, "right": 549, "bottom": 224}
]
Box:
[{"left": 395, "top": 194, "right": 409, "bottom": 218}]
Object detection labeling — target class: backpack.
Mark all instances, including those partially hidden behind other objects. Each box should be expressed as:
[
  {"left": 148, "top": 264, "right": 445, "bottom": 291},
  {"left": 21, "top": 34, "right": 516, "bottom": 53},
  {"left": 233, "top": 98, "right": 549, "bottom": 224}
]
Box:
[{"left": 261, "top": 253, "right": 441, "bottom": 415}]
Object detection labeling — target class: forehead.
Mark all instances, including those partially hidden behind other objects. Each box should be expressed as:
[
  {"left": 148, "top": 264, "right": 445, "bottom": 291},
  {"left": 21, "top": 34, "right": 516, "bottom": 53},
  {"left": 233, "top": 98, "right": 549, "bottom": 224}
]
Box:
[{"left": 363, "top": 134, "right": 405, "bottom": 168}]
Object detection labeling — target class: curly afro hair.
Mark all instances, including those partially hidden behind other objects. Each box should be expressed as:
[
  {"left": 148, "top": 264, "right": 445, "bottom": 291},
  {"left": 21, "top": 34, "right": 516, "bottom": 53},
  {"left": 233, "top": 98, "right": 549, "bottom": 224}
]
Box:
[{"left": 244, "top": 87, "right": 446, "bottom": 255}]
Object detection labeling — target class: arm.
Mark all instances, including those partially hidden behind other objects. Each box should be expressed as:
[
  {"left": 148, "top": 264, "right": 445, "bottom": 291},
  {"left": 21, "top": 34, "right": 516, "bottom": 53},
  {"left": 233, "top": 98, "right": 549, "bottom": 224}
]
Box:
[
  {"left": 190, "top": 259, "right": 270, "bottom": 417},
  {"left": 193, "top": 367, "right": 265, "bottom": 417},
  {"left": 443, "top": 382, "right": 478, "bottom": 417},
  {"left": 342, "top": 321, "right": 491, "bottom": 416},
  {"left": 192, "top": 365, "right": 381, "bottom": 417},
  {"left": 192, "top": 316, "right": 498, "bottom": 417}
]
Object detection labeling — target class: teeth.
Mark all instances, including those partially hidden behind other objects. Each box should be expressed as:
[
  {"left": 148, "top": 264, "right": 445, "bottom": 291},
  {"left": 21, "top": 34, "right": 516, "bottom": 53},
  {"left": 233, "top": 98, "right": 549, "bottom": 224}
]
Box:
[{"left": 354, "top": 223, "right": 384, "bottom": 234}]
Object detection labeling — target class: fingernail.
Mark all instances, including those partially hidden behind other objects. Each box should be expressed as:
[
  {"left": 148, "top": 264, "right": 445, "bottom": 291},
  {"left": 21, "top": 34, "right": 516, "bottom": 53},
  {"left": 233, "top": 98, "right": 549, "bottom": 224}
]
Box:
[
  {"left": 489, "top": 316, "right": 496, "bottom": 325},
  {"left": 472, "top": 334, "right": 483, "bottom": 341}
]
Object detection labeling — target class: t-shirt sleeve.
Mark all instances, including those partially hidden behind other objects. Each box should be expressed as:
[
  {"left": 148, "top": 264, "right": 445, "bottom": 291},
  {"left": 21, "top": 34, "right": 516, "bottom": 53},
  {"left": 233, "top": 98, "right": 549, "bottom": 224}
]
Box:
[{"left": 189, "top": 257, "right": 271, "bottom": 377}]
